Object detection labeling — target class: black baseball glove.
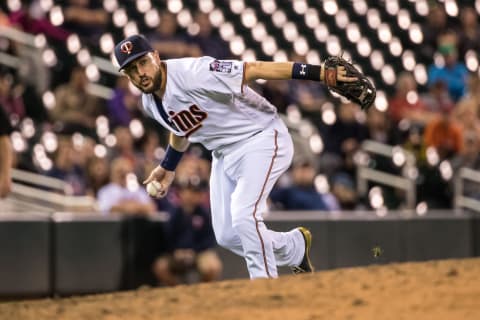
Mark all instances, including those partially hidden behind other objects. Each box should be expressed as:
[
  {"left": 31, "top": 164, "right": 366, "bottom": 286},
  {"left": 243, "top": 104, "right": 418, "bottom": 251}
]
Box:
[{"left": 323, "top": 56, "right": 376, "bottom": 110}]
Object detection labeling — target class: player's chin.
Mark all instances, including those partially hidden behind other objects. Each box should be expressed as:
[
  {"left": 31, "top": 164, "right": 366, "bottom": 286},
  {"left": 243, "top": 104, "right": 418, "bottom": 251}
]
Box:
[{"left": 140, "top": 83, "right": 156, "bottom": 94}]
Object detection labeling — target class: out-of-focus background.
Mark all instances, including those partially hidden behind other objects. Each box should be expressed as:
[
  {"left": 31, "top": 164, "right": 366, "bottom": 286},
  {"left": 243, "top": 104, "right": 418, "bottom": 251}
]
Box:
[{"left": 0, "top": 0, "right": 480, "bottom": 299}]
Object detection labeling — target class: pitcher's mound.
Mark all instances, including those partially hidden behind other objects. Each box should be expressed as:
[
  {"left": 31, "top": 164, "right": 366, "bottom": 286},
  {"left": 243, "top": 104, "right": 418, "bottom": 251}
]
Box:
[{"left": 1, "top": 258, "right": 480, "bottom": 320}]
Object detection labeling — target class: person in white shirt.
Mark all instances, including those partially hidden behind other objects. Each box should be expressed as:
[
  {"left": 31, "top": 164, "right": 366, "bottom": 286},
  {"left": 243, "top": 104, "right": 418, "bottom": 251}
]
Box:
[{"left": 113, "top": 35, "right": 359, "bottom": 279}]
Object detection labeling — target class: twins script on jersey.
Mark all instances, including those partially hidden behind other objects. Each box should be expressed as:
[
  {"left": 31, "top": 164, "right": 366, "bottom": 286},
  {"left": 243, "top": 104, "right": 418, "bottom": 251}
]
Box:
[{"left": 141, "top": 57, "right": 278, "bottom": 151}]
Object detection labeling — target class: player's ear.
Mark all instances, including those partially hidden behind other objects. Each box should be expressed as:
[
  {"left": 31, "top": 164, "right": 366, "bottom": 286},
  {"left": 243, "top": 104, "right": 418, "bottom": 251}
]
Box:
[{"left": 153, "top": 50, "right": 161, "bottom": 62}]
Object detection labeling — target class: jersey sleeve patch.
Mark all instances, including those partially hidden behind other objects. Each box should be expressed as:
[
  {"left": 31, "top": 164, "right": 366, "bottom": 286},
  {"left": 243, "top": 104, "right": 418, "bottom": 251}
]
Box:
[{"left": 209, "top": 60, "right": 233, "bottom": 73}]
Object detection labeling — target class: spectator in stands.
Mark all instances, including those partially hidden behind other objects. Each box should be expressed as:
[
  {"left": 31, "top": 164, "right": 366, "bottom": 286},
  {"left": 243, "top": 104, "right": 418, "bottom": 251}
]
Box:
[
  {"left": 451, "top": 132, "right": 480, "bottom": 199},
  {"left": 422, "top": 3, "right": 447, "bottom": 59},
  {"left": 148, "top": 12, "right": 201, "bottom": 59},
  {"left": 269, "top": 156, "right": 339, "bottom": 211},
  {"left": 152, "top": 176, "right": 221, "bottom": 286},
  {"left": 453, "top": 98, "right": 480, "bottom": 142},
  {"left": 135, "top": 130, "right": 161, "bottom": 182},
  {"left": 51, "top": 66, "right": 103, "bottom": 136},
  {"left": 422, "top": 79, "right": 456, "bottom": 115},
  {"left": 97, "top": 157, "right": 156, "bottom": 215},
  {"left": 110, "top": 126, "right": 138, "bottom": 168},
  {"left": 330, "top": 173, "right": 359, "bottom": 210},
  {"left": 85, "top": 155, "right": 109, "bottom": 197},
  {"left": 457, "top": 7, "right": 480, "bottom": 61},
  {"left": 8, "top": 1, "right": 70, "bottom": 42},
  {"left": 61, "top": 0, "right": 109, "bottom": 44},
  {"left": 47, "top": 136, "right": 87, "bottom": 195},
  {"left": 189, "top": 11, "right": 231, "bottom": 59},
  {"left": 107, "top": 76, "right": 139, "bottom": 129},
  {"left": 0, "top": 105, "right": 13, "bottom": 198},
  {"left": 388, "top": 72, "right": 433, "bottom": 126},
  {"left": 366, "top": 107, "right": 395, "bottom": 145},
  {"left": 423, "top": 104, "right": 463, "bottom": 160},
  {"left": 0, "top": 70, "right": 26, "bottom": 122},
  {"left": 427, "top": 31, "right": 468, "bottom": 102}
]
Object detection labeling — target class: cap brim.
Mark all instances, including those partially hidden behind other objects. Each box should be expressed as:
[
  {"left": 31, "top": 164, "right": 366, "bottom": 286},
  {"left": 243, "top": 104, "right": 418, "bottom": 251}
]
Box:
[{"left": 118, "top": 51, "right": 152, "bottom": 71}]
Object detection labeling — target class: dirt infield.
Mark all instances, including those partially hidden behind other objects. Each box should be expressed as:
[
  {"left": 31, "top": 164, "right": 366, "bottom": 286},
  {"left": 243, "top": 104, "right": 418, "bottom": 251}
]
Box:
[{"left": 1, "top": 258, "right": 479, "bottom": 320}]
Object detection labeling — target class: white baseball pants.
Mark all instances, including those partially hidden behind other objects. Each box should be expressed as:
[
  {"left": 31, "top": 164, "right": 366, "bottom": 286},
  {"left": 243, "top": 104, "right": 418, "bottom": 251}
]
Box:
[{"left": 210, "top": 118, "right": 305, "bottom": 279}]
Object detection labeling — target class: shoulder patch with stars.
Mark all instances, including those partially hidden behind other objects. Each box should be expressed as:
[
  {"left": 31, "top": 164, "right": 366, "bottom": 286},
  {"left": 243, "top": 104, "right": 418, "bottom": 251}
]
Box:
[{"left": 209, "top": 60, "right": 232, "bottom": 73}]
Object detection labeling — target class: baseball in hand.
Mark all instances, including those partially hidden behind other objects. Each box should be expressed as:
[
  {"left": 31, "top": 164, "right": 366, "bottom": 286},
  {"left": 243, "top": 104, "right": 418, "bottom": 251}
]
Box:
[{"left": 146, "top": 181, "right": 162, "bottom": 197}]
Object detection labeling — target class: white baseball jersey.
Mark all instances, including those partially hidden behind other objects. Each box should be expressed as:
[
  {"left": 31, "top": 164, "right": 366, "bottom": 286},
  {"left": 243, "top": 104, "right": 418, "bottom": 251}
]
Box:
[
  {"left": 142, "top": 56, "right": 306, "bottom": 279},
  {"left": 141, "top": 56, "right": 277, "bottom": 150}
]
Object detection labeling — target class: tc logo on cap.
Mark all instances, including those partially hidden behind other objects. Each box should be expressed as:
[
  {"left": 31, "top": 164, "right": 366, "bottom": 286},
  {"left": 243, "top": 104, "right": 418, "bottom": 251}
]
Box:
[{"left": 120, "top": 41, "right": 133, "bottom": 54}]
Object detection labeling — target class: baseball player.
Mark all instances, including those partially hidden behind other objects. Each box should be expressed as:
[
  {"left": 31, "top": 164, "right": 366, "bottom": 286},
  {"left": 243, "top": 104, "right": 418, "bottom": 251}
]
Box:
[{"left": 114, "top": 35, "right": 375, "bottom": 279}]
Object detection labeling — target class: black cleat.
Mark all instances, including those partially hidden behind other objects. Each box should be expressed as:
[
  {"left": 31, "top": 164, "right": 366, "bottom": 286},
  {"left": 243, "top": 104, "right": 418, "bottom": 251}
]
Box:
[{"left": 291, "top": 227, "right": 315, "bottom": 274}]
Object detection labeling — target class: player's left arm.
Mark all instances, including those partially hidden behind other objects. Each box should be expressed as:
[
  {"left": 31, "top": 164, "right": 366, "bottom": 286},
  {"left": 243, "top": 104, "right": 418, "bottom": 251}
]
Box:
[
  {"left": 244, "top": 61, "right": 353, "bottom": 83},
  {"left": 244, "top": 60, "right": 376, "bottom": 110}
]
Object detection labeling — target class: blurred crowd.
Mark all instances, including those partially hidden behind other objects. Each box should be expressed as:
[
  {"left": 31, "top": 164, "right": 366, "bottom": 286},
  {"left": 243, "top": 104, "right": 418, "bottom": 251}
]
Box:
[{"left": 1, "top": 0, "right": 480, "bottom": 283}]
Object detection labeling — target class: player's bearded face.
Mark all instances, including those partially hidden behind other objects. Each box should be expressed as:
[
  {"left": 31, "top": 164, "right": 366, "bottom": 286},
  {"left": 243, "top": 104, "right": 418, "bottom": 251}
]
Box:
[{"left": 124, "top": 53, "right": 162, "bottom": 94}]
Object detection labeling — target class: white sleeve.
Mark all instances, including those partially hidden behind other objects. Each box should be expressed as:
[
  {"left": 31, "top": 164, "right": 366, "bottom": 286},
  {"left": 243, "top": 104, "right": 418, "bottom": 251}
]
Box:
[{"left": 190, "top": 57, "right": 246, "bottom": 96}]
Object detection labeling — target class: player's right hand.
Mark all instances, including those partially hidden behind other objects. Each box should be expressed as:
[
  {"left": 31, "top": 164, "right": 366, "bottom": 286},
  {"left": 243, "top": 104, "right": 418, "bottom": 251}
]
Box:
[{"left": 143, "top": 165, "right": 175, "bottom": 198}]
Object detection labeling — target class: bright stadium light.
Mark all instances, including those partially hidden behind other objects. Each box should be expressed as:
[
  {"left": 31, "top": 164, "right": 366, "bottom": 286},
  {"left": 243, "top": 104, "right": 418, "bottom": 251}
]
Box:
[
  {"left": 209, "top": 9, "right": 224, "bottom": 27},
  {"left": 465, "top": 50, "right": 479, "bottom": 72},
  {"left": 273, "top": 50, "right": 288, "bottom": 62},
  {"left": 434, "top": 52, "right": 445, "bottom": 68},
  {"left": 414, "top": 64, "right": 428, "bottom": 85},
  {"left": 402, "top": 50, "right": 416, "bottom": 71},
  {"left": 67, "top": 34, "right": 81, "bottom": 54},
  {"left": 177, "top": 9, "right": 193, "bottom": 28},
  {"left": 310, "top": 135, "right": 324, "bottom": 154},
  {"left": 11, "top": 131, "right": 27, "bottom": 153},
  {"left": 335, "top": 10, "right": 349, "bottom": 29},
  {"left": 392, "top": 146, "right": 406, "bottom": 166},
  {"left": 241, "top": 8, "right": 257, "bottom": 28},
  {"left": 306, "top": 50, "right": 321, "bottom": 65},
  {"left": 321, "top": 102, "right": 336, "bottom": 125},
  {"left": 145, "top": 8, "right": 160, "bottom": 28},
  {"left": 378, "top": 23, "right": 392, "bottom": 43},
  {"left": 293, "top": 36, "right": 309, "bottom": 56},
  {"left": 385, "top": 0, "right": 399, "bottom": 15},
  {"left": 113, "top": 8, "right": 128, "bottom": 27},
  {"left": 103, "top": 0, "right": 118, "bottom": 12},
  {"left": 129, "top": 119, "right": 145, "bottom": 138},
  {"left": 42, "top": 49, "right": 57, "bottom": 67},
  {"left": 314, "top": 175, "right": 329, "bottom": 193},
  {"left": 305, "top": 8, "right": 320, "bottom": 29},
  {"left": 445, "top": 0, "right": 458, "bottom": 17},
  {"left": 287, "top": 104, "right": 302, "bottom": 124},
  {"left": 415, "top": 0, "right": 429, "bottom": 16},
  {"left": 20, "top": 118, "right": 35, "bottom": 138},
  {"left": 406, "top": 90, "right": 418, "bottom": 104},
  {"left": 7, "top": 0, "right": 21, "bottom": 11},
  {"left": 293, "top": 0, "right": 308, "bottom": 15},
  {"left": 86, "top": 64, "right": 100, "bottom": 82},
  {"left": 229, "top": 36, "right": 245, "bottom": 56},
  {"left": 187, "top": 23, "right": 200, "bottom": 36},
  {"left": 76, "top": 48, "right": 91, "bottom": 66},
  {"left": 370, "top": 50, "right": 385, "bottom": 70},
  {"left": 49, "top": 6, "right": 64, "bottom": 26},
  {"left": 314, "top": 24, "right": 330, "bottom": 42},
  {"left": 426, "top": 147, "right": 439, "bottom": 166},
  {"left": 375, "top": 91, "right": 388, "bottom": 111},
  {"left": 105, "top": 134, "right": 117, "bottom": 147},
  {"left": 40, "top": 0, "right": 53, "bottom": 12},
  {"left": 381, "top": 65, "right": 396, "bottom": 85},
  {"left": 272, "top": 10, "right": 287, "bottom": 28},
  {"left": 241, "top": 49, "right": 256, "bottom": 62},
  {"left": 357, "top": 37, "right": 372, "bottom": 57},
  {"left": 42, "top": 91, "right": 56, "bottom": 110},
  {"left": 167, "top": 0, "right": 183, "bottom": 13},
  {"left": 476, "top": 0, "right": 480, "bottom": 15},
  {"left": 367, "top": 9, "right": 381, "bottom": 29},
  {"left": 416, "top": 201, "right": 428, "bottom": 216},
  {"left": 409, "top": 24, "right": 423, "bottom": 44},
  {"left": 352, "top": 0, "right": 367, "bottom": 15},
  {"left": 326, "top": 36, "right": 341, "bottom": 56},
  {"left": 262, "top": 36, "right": 277, "bottom": 56},
  {"left": 252, "top": 23, "right": 267, "bottom": 42},
  {"left": 397, "top": 9, "right": 411, "bottom": 30},
  {"left": 389, "top": 37, "right": 403, "bottom": 56},
  {"left": 283, "top": 22, "right": 299, "bottom": 42},
  {"left": 261, "top": 0, "right": 277, "bottom": 14},
  {"left": 439, "top": 160, "right": 453, "bottom": 181},
  {"left": 124, "top": 21, "right": 139, "bottom": 37},
  {"left": 219, "top": 22, "right": 235, "bottom": 41},
  {"left": 94, "top": 144, "right": 107, "bottom": 158},
  {"left": 96, "top": 116, "right": 109, "bottom": 138},
  {"left": 136, "top": 0, "right": 151, "bottom": 13},
  {"left": 230, "top": 0, "right": 245, "bottom": 14},
  {"left": 369, "top": 186, "right": 384, "bottom": 209},
  {"left": 42, "top": 131, "right": 58, "bottom": 153},
  {"left": 34, "top": 34, "right": 47, "bottom": 48},
  {"left": 100, "top": 33, "right": 114, "bottom": 54},
  {"left": 346, "top": 23, "right": 361, "bottom": 43},
  {"left": 323, "top": 0, "right": 338, "bottom": 16},
  {"left": 199, "top": 0, "right": 214, "bottom": 13}
]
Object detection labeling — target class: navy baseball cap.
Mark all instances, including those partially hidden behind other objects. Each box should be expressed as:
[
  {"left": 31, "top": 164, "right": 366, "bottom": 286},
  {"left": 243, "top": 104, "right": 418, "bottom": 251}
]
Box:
[{"left": 114, "top": 35, "right": 154, "bottom": 71}]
